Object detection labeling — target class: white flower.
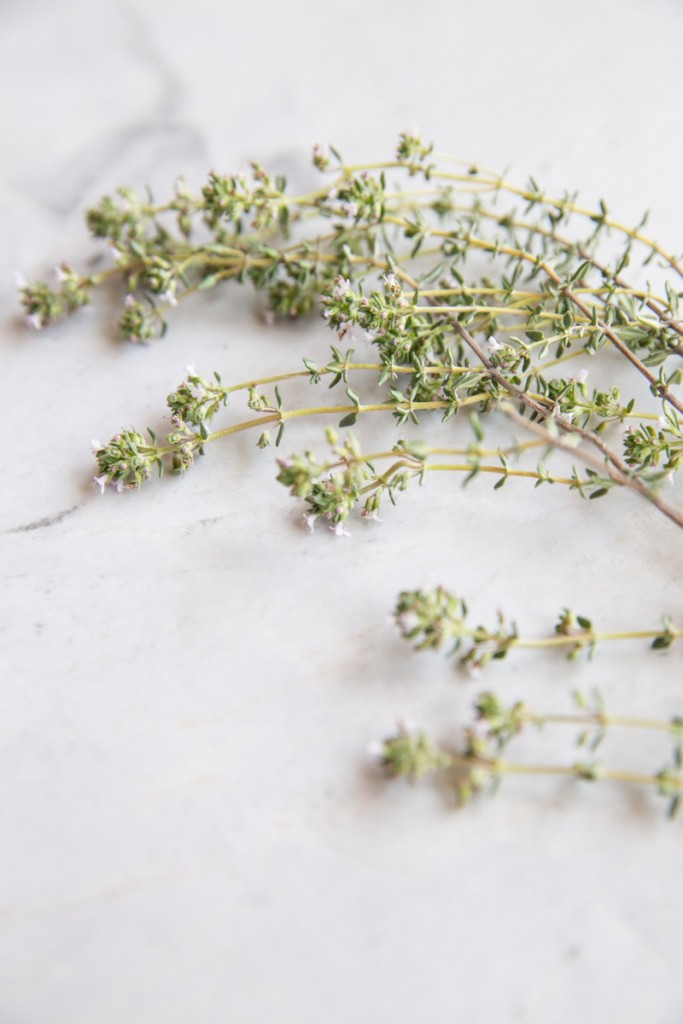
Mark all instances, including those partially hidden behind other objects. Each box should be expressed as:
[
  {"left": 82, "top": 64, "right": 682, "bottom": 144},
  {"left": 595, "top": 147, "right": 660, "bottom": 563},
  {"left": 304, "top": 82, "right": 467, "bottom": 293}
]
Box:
[
  {"left": 26, "top": 313, "right": 43, "bottom": 331},
  {"left": 576, "top": 368, "right": 589, "bottom": 385},
  {"left": 666, "top": 472, "right": 674, "bottom": 487},
  {"left": 54, "top": 265, "right": 69, "bottom": 283},
  {"left": 396, "top": 611, "right": 418, "bottom": 635},
  {"left": 331, "top": 521, "right": 350, "bottom": 537},
  {"left": 124, "top": 294, "right": 137, "bottom": 308},
  {"left": 94, "top": 475, "right": 109, "bottom": 494},
  {"left": 332, "top": 277, "right": 350, "bottom": 299},
  {"left": 340, "top": 200, "right": 358, "bottom": 219},
  {"left": 186, "top": 362, "right": 196, "bottom": 377},
  {"left": 361, "top": 508, "right": 382, "bottom": 523},
  {"left": 160, "top": 289, "right": 178, "bottom": 307},
  {"left": 15, "top": 271, "right": 27, "bottom": 289},
  {"left": 383, "top": 272, "right": 398, "bottom": 290},
  {"left": 487, "top": 335, "right": 504, "bottom": 354},
  {"left": 91, "top": 439, "right": 102, "bottom": 452},
  {"left": 337, "top": 318, "right": 355, "bottom": 342},
  {"left": 303, "top": 512, "right": 317, "bottom": 532}
]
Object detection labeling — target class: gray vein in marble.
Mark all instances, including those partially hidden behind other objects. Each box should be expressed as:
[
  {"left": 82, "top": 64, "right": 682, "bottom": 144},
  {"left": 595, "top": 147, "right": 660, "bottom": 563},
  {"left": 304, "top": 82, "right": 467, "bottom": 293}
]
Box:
[
  {"left": 33, "top": 122, "right": 209, "bottom": 216},
  {"left": 5, "top": 505, "right": 80, "bottom": 534},
  {"left": 11, "top": 2, "right": 208, "bottom": 215}
]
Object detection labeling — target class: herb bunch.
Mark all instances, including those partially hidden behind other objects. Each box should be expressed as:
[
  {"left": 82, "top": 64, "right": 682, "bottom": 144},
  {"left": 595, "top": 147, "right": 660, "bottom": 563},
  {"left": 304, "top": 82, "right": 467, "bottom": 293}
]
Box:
[
  {"left": 22, "top": 134, "right": 683, "bottom": 815},
  {"left": 22, "top": 133, "right": 683, "bottom": 527}
]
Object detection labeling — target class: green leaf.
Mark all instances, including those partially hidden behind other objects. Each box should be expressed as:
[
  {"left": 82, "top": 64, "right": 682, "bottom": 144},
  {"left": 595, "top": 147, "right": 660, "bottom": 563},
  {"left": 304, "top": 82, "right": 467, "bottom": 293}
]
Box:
[
  {"left": 570, "top": 261, "right": 591, "bottom": 285},
  {"left": 339, "top": 413, "right": 357, "bottom": 428}
]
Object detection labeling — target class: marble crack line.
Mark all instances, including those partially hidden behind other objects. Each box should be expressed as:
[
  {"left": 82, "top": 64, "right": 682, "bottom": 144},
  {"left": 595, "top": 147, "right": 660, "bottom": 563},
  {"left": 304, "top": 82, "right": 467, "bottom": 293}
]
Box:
[{"left": 4, "top": 504, "right": 80, "bottom": 534}]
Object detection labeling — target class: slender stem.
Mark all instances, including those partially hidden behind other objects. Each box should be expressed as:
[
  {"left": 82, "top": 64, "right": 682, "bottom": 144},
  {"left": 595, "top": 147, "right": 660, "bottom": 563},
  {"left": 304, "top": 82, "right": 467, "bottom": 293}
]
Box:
[
  {"left": 424, "top": 464, "right": 577, "bottom": 485},
  {"left": 156, "top": 393, "right": 494, "bottom": 457},
  {"left": 513, "top": 629, "right": 682, "bottom": 649},
  {"left": 429, "top": 152, "right": 683, "bottom": 282},
  {"left": 498, "top": 402, "right": 683, "bottom": 530},
  {"left": 489, "top": 760, "right": 681, "bottom": 789},
  {"left": 528, "top": 712, "right": 679, "bottom": 732}
]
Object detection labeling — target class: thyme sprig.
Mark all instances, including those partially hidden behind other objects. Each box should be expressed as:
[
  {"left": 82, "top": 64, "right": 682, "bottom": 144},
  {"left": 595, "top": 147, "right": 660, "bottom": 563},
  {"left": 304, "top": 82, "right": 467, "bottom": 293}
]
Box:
[
  {"left": 374, "top": 690, "right": 683, "bottom": 817},
  {"left": 90, "top": 356, "right": 683, "bottom": 528},
  {"left": 394, "top": 585, "right": 681, "bottom": 670}
]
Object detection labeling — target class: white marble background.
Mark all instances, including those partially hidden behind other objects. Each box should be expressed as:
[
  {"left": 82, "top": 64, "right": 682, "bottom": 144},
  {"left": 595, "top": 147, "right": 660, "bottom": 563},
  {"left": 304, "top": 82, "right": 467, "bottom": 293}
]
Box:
[{"left": 2, "top": 1, "right": 683, "bottom": 1021}]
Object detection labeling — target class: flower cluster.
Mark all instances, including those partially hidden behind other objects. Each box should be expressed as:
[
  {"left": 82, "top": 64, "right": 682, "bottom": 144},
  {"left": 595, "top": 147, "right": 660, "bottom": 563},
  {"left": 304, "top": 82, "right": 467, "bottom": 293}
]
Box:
[
  {"left": 373, "top": 722, "right": 451, "bottom": 782},
  {"left": 92, "top": 430, "right": 161, "bottom": 492},
  {"left": 623, "top": 408, "right": 683, "bottom": 473},
  {"left": 395, "top": 586, "right": 472, "bottom": 653},
  {"left": 18, "top": 265, "right": 90, "bottom": 329},
  {"left": 276, "top": 433, "right": 383, "bottom": 535},
  {"left": 85, "top": 189, "right": 145, "bottom": 241},
  {"left": 395, "top": 130, "right": 434, "bottom": 173},
  {"left": 165, "top": 425, "right": 205, "bottom": 474},
  {"left": 201, "top": 163, "right": 288, "bottom": 232},
  {"left": 166, "top": 366, "right": 228, "bottom": 427},
  {"left": 118, "top": 297, "right": 161, "bottom": 343},
  {"left": 323, "top": 172, "right": 386, "bottom": 223},
  {"left": 321, "top": 275, "right": 416, "bottom": 348}
]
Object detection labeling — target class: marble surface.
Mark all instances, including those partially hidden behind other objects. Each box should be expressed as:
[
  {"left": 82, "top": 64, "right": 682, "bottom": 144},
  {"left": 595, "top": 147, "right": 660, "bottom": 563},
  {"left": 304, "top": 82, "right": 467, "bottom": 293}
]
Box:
[{"left": 2, "top": 1, "right": 683, "bottom": 1021}]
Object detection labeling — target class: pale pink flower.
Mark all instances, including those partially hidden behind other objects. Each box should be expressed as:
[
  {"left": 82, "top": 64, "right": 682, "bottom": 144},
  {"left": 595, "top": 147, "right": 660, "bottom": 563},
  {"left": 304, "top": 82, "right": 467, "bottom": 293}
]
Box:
[{"left": 332, "top": 277, "right": 351, "bottom": 299}]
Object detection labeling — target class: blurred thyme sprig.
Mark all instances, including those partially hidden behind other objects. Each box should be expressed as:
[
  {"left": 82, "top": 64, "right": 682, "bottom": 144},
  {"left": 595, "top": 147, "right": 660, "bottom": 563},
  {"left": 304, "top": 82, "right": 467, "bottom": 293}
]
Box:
[
  {"left": 373, "top": 690, "right": 683, "bottom": 817},
  {"left": 394, "top": 585, "right": 681, "bottom": 671}
]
